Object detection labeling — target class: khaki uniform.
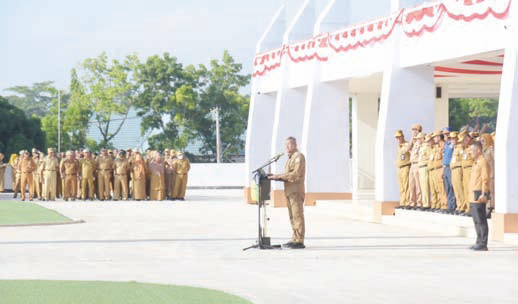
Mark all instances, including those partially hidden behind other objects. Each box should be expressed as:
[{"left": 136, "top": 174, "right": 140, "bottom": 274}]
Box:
[
  {"left": 451, "top": 144, "right": 465, "bottom": 211},
  {"left": 80, "top": 158, "right": 97, "bottom": 199},
  {"left": 280, "top": 151, "right": 306, "bottom": 243},
  {"left": 0, "top": 161, "right": 6, "bottom": 192},
  {"left": 42, "top": 156, "right": 59, "bottom": 200},
  {"left": 32, "top": 158, "right": 43, "bottom": 198},
  {"left": 131, "top": 160, "right": 147, "bottom": 200},
  {"left": 18, "top": 157, "right": 37, "bottom": 200},
  {"left": 9, "top": 157, "right": 19, "bottom": 194},
  {"left": 417, "top": 143, "right": 430, "bottom": 208},
  {"left": 173, "top": 158, "right": 190, "bottom": 199},
  {"left": 149, "top": 160, "right": 165, "bottom": 201},
  {"left": 56, "top": 157, "right": 63, "bottom": 198},
  {"left": 432, "top": 142, "right": 447, "bottom": 209},
  {"left": 461, "top": 147, "right": 474, "bottom": 212},
  {"left": 13, "top": 158, "right": 22, "bottom": 197},
  {"left": 428, "top": 144, "right": 440, "bottom": 209},
  {"left": 408, "top": 141, "right": 422, "bottom": 207},
  {"left": 60, "top": 159, "right": 79, "bottom": 200},
  {"left": 483, "top": 146, "right": 495, "bottom": 208},
  {"left": 164, "top": 158, "right": 176, "bottom": 199},
  {"left": 113, "top": 158, "right": 129, "bottom": 200},
  {"left": 97, "top": 155, "right": 113, "bottom": 200},
  {"left": 396, "top": 141, "right": 411, "bottom": 207}
]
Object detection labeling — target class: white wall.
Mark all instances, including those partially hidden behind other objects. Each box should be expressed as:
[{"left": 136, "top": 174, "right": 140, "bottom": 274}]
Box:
[{"left": 189, "top": 163, "right": 245, "bottom": 188}]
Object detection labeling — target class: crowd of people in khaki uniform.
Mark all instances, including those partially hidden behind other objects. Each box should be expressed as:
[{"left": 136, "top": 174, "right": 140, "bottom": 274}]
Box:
[
  {"left": 0, "top": 147, "right": 190, "bottom": 202},
  {"left": 395, "top": 124, "right": 494, "bottom": 251}
]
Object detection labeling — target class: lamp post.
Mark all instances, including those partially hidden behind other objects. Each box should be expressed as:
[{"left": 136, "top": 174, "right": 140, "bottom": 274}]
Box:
[
  {"left": 212, "top": 106, "right": 222, "bottom": 163},
  {"left": 57, "top": 90, "right": 61, "bottom": 153}
]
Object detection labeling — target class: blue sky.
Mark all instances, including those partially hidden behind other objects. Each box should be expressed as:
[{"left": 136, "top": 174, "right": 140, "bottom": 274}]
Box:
[{"left": 1, "top": 0, "right": 282, "bottom": 92}]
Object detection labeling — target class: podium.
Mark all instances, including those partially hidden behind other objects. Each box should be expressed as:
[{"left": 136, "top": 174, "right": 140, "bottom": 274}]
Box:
[{"left": 243, "top": 155, "right": 283, "bottom": 250}]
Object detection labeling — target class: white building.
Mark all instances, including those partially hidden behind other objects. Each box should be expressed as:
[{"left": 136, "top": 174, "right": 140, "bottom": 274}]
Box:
[{"left": 244, "top": 0, "right": 518, "bottom": 240}]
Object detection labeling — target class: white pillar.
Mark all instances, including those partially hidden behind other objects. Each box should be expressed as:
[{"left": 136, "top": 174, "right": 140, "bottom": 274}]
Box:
[
  {"left": 302, "top": 79, "right": 351, "bottom": 205},
  {"left": 435, "top": 85, "right": 449, "bottom": 131},
  {"left": 491, "top": 0, "right": 518, "bottom": 240},
  {"left": 244, "top": 92, "right": 277, "bottom": 202},
  {"left": 376, "top": 65, "right": 435, "bottom": 203},
  {"left": 352, "top": 92, "right": 378, "bottom": 195}
]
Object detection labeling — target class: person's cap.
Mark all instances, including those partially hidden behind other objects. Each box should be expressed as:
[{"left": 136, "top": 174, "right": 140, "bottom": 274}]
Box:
[
  {"left": 411, "top": 124, "right": 422, "bottom": 131},
  {"left": 415, "top": 133, "right": 425, "bottom": 139},
  {"left": 83, "top": 149, "right": 90, "bottom": 153},
  {"left": 66, "top": 151, "right": 74, "bottom": 155},
  {"left": 32, "top": 148, "right": 37, "bottom": 152},
  {"left": 47, "top": 148, "right": 55, "bottom": 153},
  {"left": 164, "top": 148, "right": 170, "bottom": 152},
  {"left": 126, "top": 148, "right": 132, "bottom": 152},
  {"left": 394, "top": 130, "right": 404, "bottom": 137},
  {"left": 108, "top": 149, "right": 113, "bottom": 153},
  {"left": 433, "top": 130, "right": 442, "bottom": 137},
  {"left": 449, "top": 132, "right": 458, "bottom": 138}
]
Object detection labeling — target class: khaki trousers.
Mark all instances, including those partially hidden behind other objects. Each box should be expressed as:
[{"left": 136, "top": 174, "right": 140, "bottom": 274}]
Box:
[
  {"left": 113, "top": 174, "right": 128, "bottom": 200},
  {"left": 33, "top": 173, "right": 42, "bottom": 198},
  {"left": 165, "top": 173, "right": 175, "bottom": 198},
  {"left": 14, "top": 173, "right": 21, "bottom": 196},
  {"left": 173, "top": 174, "right": 188, "bottom": 199},
  {"left": 451, "top": 167, "right": 465, "bottom": 211},
  {"left": 397, "top": 165, "right": 410, "bottom": 206},
  {"left": 98, "top": 172, "right": 111, "bottom": 200},
  {"left": 63, "top": 175, "right": 77, "bottom": 200},
  {"left": 0, "top": 167, "right": 5, "bottom": 192},
  {"left": 408, "top": 164, "right": 422, "bottom": 207},
  {"left": 429, "top": 168, "right": 440, "bottom": 209},
  {"left": 81, "top": 177, "right": 95, "bottom": 199},
  {"left": 286, "top": 191, "right": 305, "bottom": 243},
  {"left": 418, "top": 166, "right": 429, "bottom": 208},
  {"left": 462, "top": 167, "right": 473, "bottom": 212},
  {"left": 43, "top": 171, "right": 57, "bottom": 200},
  {"left": 20, "top": 173, "right": 34, "bottom": 200}
]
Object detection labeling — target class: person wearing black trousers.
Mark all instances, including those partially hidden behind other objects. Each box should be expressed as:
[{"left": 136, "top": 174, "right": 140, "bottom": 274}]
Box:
[{"left": 468, "top": 141, "right": 490, "bottom": 251}]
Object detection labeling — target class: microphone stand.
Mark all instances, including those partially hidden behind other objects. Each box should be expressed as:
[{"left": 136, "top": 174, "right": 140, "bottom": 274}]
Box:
[{"left": 243, "top": 155, "right": 283, "bottom": 251}]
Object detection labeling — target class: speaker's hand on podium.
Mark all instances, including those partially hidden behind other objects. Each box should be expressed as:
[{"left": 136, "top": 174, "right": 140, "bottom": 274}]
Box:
[{"left": 268, "top": 173, "right": 282, "bottom": 181}]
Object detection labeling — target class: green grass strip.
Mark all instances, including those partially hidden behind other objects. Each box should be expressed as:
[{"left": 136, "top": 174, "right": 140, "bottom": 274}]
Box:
[
  {"left": 0, "top": 280, "right": 253, "bottom": 304},
  {"left": 0, "top": 201, "right": 72, "bottom": 225}
]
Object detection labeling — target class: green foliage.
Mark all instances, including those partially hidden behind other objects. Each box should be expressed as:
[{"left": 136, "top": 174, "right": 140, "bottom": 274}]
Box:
[
  {"left": 4, "top": 81, "right": 57, "bottom": 117},
  {"left": 135, "top": 53, "right": 190, "bottom": 149},
  {"left": 188, "top": 50, "right": 250, "bottom": 160},
  {"left": 77, "top": 52, "right": 140, "bottom": 147},
  {"left": 449, "top": 98, "right": 498, "bottom": 132},
  {"left": 0, "top": 96, "right": 46, "bottom": 157}
]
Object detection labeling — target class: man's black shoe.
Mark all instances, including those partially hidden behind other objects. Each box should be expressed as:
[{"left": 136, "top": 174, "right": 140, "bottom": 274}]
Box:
[
  {"left": 471, "top": 244, "right": 488, "bottom": 251},
  {"left": 289, "top": 242, "right": 305, "bottom": 249},
  {"left": 282, "top": 241, "right": 296, "bottom": 248}
]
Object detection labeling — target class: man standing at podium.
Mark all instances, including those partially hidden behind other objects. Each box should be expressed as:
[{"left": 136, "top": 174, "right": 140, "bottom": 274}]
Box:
[{"left": 269, "top": 136, "right": 306, "bottom": 249}]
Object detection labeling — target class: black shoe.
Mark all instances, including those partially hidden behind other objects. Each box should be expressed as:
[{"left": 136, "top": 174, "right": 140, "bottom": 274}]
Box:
[
  {"left": 13, "top": 194, "right": 17, "bottom": 198},
  {"left": 282, "top": 241, "right": 296, "bottom": 248},
  {"left": 288, "top": 242, "right": 305, "bottom": 249},
  {"left": 472, "top": 244, "right": 488, "bottom": 251},
  {"left": 179, "top": 198, "right": 185, "bottom": 201},
  {"left": 422, "top": 207, "right": 431, "bottom": 211}
]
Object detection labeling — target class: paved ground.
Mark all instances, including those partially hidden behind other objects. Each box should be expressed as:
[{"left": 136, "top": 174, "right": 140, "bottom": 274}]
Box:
[{"left": 0, "top": 190, "right": 517, "bottom": 304}]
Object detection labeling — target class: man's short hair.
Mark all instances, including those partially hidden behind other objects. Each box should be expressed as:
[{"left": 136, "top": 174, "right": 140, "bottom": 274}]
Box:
[
  {"left": 286, "top": 136, "right": 297, "bottom": 144},
  {"left": 471, "top": 141, "right": 483, "bottom": 151}
]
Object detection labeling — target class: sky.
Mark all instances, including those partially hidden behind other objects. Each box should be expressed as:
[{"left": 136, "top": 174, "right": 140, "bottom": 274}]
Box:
[{"left": 0, "top": 0, "right": 283, "bottom": 92}]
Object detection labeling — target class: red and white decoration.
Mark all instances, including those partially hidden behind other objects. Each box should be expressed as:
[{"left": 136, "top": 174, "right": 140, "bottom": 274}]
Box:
[{"left": 252, "top": 0, "right": 512, "bottom": 78}]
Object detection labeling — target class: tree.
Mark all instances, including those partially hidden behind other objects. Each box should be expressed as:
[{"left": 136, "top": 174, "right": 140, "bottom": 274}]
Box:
[
  {"left": 135, "top": 53, "right": 193, "bottom": 150},
  {"left": 4, "top": 81, "right": 57, "bottom": 117},
  {"left": 76, "top": 52, "right": 140, "bottom": 147},
  {"left": 187, "top": 50, "right": 250, "bottom": 161},
  {"left": 449, "top": 98, "right": 498, "bottom": 132},
  {"left": 0, "top": 96, "right": 45, "bottom": 157}
]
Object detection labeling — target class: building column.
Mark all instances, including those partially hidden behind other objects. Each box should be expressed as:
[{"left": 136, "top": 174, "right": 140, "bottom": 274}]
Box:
[
  {"left": 243, "top": 92, "right": 277, "bottom": 203},
  {"left": 352, "top": 92, "right": 378, "bottom": 196},
  {"left": 493, "top": 46, "right": 518, "bottom": 240},
  {"left": 435, "top": 85, "right": 449, "bottom": 130},
  {"left": 374, "top": 64, "right": 435, "bottom": 222},
  {"left": 269, "top": 87, "right": 308, "bottom": 207},
  {"left": 302, "top": 79, "right": 351, "bottom": 205}
]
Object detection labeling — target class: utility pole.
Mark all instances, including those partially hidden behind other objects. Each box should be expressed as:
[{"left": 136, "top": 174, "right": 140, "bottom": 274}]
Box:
[
  {"left": 57, "top": 90, "right": 61, "bottom": 153},
  {"left": 213, "top": 106, "right": 222, "bottom": 163}
]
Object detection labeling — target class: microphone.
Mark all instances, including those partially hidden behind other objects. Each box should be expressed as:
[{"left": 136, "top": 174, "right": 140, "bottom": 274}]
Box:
[{"left": 272, "top": 152, "right": 284, "bottom": 161}]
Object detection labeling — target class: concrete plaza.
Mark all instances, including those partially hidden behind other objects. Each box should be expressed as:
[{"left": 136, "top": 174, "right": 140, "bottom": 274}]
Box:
[{"left": 0, "top": 190, "right": 517, "bottom": 304}]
